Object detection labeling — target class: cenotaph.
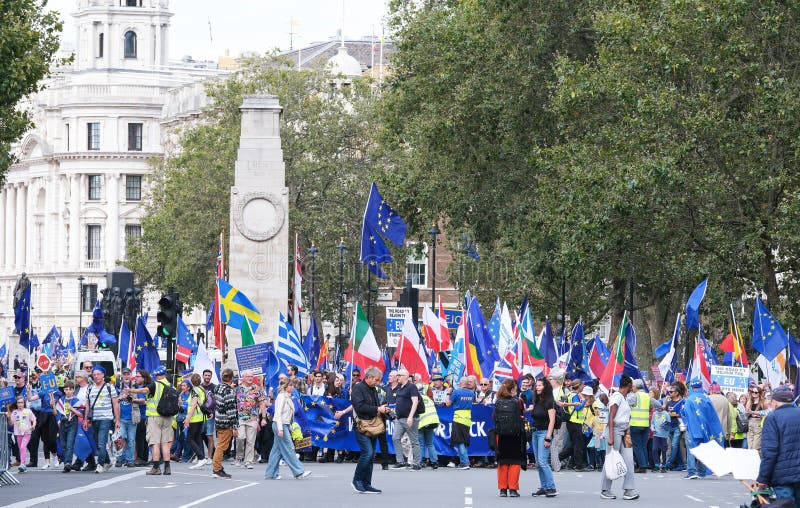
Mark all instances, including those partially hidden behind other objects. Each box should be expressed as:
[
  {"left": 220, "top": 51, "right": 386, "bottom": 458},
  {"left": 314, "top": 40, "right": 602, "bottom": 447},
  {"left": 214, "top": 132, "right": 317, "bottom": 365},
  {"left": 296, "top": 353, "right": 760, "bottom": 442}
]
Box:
[{"left": 227, "top": 95, "right": 288, "bottom": 348}]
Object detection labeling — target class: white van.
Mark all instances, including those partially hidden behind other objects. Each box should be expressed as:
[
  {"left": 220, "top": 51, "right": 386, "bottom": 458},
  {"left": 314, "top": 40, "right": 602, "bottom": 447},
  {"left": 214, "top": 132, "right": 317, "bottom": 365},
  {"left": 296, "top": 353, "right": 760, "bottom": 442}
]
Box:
[{"left": 73, "top": 349, "right": 117, "bottom": 380}]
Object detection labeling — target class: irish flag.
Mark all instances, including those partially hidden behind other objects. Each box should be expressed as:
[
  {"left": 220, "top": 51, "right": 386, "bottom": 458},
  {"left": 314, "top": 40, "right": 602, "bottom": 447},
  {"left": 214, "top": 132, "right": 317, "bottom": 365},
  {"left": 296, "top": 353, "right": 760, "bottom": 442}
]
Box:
[
  {"left": 600, "top": 313, "right": 627, "bottom": 391},
  {"left": 344, "top": 303, "right": 383, "bottom": 373}
]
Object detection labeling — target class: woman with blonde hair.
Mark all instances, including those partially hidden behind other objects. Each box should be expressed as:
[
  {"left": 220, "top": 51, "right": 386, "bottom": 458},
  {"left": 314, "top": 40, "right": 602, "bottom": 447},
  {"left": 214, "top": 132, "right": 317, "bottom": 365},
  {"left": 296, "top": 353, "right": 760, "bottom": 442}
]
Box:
[
  {"left": 745, "top": 385, "right": 767, "bottom": 452},
  {"left": 264, "top": 377, "right": 312, "bottom": 480}
]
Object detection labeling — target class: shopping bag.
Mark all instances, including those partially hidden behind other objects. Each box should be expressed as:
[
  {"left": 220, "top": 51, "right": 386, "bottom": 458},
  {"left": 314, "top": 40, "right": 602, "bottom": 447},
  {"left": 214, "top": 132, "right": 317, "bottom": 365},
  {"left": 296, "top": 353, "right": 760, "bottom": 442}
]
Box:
[{"left": 604, "top": 448, "right": 627, "bottom": 480}]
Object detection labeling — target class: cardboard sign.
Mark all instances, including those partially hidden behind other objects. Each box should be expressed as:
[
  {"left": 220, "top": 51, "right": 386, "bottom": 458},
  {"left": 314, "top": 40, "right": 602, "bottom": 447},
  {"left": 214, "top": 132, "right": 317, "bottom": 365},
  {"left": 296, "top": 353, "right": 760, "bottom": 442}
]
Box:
[
  {"left": 0, "top": 386, "right": 16, "bottom": 406},
  {"left": 234, "top": 343, "right": 272, "bottom": 377},
  {"left": 39, "top": 372, "right": 59, "bottom": 394},
  {"left": 710, "top": 365, "right": 749, "bottom": 397},
  {"left": 385, "top": 307, "right": 412, "bottom": 347}
]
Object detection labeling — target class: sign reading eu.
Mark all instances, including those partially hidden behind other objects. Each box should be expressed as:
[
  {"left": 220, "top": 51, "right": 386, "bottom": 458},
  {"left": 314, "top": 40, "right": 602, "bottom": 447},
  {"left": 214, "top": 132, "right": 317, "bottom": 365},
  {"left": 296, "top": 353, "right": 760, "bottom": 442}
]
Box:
[
  {"left": 385, "top": 307, "right": 412, "bottom": 347},
  {"left": 710, "top": 365, "right": 750, "bottom": 397},
  {"left": 443, "top": 309, "right": 462, "bottom": 330}
]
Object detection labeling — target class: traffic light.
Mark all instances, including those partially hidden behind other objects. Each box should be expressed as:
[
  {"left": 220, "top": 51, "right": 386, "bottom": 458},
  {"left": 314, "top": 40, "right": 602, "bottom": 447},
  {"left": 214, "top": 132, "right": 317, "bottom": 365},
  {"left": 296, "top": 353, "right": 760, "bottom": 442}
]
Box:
[{"left": 157, "top": 292, "right": 179, "bottom": 339}]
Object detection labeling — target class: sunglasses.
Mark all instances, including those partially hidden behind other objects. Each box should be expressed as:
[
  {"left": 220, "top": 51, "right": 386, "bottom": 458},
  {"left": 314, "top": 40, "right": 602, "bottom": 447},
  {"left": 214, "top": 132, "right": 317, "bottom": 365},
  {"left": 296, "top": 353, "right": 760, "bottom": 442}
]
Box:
[
  {"left": 750, "top": 391, "right": 759, "bottom": 394},
  {"left": 480, "top": 383, "right": 490, "bottom": 385}
]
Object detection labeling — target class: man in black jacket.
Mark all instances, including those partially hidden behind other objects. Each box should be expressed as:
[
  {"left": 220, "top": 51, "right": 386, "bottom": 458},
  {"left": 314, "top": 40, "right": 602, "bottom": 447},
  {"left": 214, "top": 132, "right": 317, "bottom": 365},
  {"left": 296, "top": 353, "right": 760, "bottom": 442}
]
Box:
[
  {"left": 351, "top": 366, "right": 389, "bottom": 494},
  {"left": 757, "top": 386, "right": 800, "bottom": 504}
]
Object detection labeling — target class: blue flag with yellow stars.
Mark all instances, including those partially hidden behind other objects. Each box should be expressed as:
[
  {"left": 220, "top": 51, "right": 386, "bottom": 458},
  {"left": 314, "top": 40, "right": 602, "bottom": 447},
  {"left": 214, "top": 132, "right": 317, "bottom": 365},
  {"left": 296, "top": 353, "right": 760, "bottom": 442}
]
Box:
[
  {"left": 681, "top": 385, "right": 725, "bottom": 448},
  {"left": 134, "top": 315, "right": 161, "bottom": 373},
  {"left": 359, "top": 181, "right": 408, "bottom": 279},
  {"left": 304, "top": 395, "right": 359, "bottom": 451},
  {"left": 566, "top": 321, "right": 591, "bottom": 382},
  {"left": 752, "top": 297, "right": 789, "bottom": 361},
  {"left": 14, "top": 285, "right": 32, "bottom": 350}
]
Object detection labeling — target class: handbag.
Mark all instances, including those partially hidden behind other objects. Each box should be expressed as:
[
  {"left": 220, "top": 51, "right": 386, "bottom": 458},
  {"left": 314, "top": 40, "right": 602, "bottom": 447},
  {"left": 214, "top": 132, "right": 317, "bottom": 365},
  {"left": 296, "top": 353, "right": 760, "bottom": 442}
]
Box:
[
  {"left": 604, "top": 448, "right": 627, "bottom": 480},
  {"left": 355, "top": 415, "right": 386, "bottom": 437}
]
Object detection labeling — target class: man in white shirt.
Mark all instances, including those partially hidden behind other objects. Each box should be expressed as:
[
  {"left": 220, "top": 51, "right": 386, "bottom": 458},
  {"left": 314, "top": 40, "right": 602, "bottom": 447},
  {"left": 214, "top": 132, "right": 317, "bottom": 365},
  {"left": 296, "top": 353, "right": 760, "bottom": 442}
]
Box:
[{"left": 309, "top": 371, "right": 327, "bottom": 396}]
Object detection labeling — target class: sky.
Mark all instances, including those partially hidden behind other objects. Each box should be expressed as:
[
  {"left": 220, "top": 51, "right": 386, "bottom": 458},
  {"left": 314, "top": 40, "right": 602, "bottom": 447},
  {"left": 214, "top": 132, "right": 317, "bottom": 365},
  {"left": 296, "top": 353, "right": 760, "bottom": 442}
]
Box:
[{"left": 47, "top": 0, "right": 390, "bottom": 60}]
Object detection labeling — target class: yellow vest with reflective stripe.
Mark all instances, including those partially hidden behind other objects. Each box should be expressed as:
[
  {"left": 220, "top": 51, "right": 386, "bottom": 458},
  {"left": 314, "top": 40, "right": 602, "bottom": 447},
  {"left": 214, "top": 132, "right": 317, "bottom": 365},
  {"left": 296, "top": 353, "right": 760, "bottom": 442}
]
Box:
[
  {"left": 453, "top": 408, "right": 471, "bottom": 427},
  {"left": 630, "top": 391, "right": 651, "bottom": 427},
  {"left": 569, "top": 396, "right": 588, "bottom": 425},
  {"left": 419, "top": 394, "right": 440, "bottom": 428},
  {"left": 189, "top": 387, "right": 206, "bottom": 423},
  {"left": 146, "top": 379, "right": 170, "bottom": 417}
]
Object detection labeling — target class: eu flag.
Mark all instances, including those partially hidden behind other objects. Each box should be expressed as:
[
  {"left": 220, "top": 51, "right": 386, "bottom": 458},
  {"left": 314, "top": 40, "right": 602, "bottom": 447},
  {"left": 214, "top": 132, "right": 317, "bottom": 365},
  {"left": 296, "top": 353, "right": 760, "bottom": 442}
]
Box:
[
  {"left": 363, "top": 181, "right": 407, "bottom": 247},
  {"left": 14, "top": 285, "right": 31, "bottom": 349},
  {"left": 359, "top": 182, "right": 407, "bottom": 279},
  {"left": 134, "top": 315, "right": 162, "bottom": 374},
  {"left": 303, "top": 316, "right": 321, "bottom": 371},
  {"left": 461, "top": 233, "right": 480, "bottom": 261},
  {"left": 566, "top": 321, "right": 590, "bottom": 381},
  {"left": 539, "top": 318, "right": 558, "bottom": 368},
  {"left": 359, "top": 221, "right": 392, "bottom": 279},
  {"left": 685, "top": 278, "right": 708, "bottom": 331},
  {"left": 752, "top": 297, "right": 789, "bottom": 361}
]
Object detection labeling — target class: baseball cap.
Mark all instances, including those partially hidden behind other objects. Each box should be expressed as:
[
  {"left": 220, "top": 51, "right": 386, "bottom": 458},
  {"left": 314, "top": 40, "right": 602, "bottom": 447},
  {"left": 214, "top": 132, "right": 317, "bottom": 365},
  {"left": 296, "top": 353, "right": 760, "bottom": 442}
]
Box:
[
  {"left": 121, "top": 367, "right": 131, "bottom": 374},
  {"left": 772, "top": 386, "right": 794, "bottom": 403},
  {"left": 153, "top": 365, "right": 167, "bottom": 377}
]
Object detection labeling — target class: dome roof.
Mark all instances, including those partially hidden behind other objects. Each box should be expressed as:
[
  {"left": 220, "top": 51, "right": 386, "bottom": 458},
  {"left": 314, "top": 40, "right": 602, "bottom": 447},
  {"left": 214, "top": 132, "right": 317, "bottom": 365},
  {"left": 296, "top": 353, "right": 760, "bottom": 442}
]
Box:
[{"left": 326, "top": 47, "right": 362, "bottom": 78}]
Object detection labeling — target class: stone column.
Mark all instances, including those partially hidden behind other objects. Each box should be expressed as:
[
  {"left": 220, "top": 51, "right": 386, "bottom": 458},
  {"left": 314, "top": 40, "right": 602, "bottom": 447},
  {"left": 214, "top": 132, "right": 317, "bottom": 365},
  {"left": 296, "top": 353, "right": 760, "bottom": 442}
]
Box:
[
  {"left": 107, "top": 174, "right": 119, "bottom": 264},
  {"left": 105, "top": 21, "right": 111, "bottom": 68},
  {"left": 0, "top": 189, "right": 5, "bottom": 269},
  {"left": 4, "top": 185, "right": 15, "bottom": 269},
  {"left": 15, "top": 183, "right": 26, "bottom": 270},
  {"left": 228, "top": 95, "right": 288, "bottom": 349},
  {"left": 69, "top": 175, "right": 80, "bottom": 270}
]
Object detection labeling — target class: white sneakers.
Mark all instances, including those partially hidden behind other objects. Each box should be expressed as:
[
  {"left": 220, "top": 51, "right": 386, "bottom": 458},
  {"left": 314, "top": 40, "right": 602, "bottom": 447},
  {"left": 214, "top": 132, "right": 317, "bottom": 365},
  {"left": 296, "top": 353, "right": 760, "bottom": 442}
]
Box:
[{"left": 190, "top": 458, "right": 209, "bottom": 470}]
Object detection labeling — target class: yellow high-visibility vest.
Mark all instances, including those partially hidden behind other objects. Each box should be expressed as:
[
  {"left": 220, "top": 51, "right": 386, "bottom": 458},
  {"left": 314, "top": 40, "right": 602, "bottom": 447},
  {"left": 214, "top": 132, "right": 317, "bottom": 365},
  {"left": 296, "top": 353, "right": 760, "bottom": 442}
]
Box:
[{"left": 630, "top": 391, "right": 651, "bottom": 427}]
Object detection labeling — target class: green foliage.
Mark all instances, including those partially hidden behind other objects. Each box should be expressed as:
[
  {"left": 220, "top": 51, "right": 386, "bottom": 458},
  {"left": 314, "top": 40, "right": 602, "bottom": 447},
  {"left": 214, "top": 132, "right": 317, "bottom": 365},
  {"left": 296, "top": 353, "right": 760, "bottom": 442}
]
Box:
[
  {"left": 0, "top": 0, "right": 65, "bottom": 180},
  {"left": 128, "top": 55, "right": 380, "bottom": 319}
]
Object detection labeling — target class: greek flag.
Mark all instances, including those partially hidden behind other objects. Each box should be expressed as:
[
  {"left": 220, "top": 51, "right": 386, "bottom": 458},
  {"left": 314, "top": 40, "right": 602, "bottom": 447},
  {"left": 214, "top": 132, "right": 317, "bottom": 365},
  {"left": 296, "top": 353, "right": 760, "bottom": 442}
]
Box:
[{"left": 278, "top": 312, "right": 309, "bottom": 376}]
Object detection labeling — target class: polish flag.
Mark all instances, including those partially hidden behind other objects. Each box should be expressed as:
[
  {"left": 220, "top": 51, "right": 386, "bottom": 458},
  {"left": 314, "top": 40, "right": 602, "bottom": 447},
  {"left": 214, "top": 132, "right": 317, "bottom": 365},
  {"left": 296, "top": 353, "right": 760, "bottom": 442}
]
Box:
[{"left": 394, "top": 316, "right": 430, "bottom": 383}]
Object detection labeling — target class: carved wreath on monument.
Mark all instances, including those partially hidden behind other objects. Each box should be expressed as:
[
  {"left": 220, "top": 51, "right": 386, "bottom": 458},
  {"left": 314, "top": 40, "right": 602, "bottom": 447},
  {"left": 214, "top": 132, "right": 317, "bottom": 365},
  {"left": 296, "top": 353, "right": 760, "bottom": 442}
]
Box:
[{"left": 232, "top": 191, "right": 285, "bottom": 242}]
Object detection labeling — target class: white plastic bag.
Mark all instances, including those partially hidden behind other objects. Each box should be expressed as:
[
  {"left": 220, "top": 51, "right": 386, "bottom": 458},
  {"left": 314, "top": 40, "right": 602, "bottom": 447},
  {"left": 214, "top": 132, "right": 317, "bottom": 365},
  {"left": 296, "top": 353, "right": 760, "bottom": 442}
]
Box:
[{"left": 604, "top": 448, "right": 627, "bottom": 480}]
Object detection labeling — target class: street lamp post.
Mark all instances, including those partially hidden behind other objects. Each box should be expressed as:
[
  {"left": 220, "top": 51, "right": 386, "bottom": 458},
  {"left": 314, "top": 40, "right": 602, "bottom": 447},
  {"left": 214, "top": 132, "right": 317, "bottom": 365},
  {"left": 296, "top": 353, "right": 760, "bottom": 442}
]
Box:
[
  {"left": 336, "top": 239, "right": 347, "bottom": 358},
  {"left": 77, "top": 275, "right": 85, "bottom": 337},
  {"left": 428, "top": 223, "right": 440, "bottom": 308}
]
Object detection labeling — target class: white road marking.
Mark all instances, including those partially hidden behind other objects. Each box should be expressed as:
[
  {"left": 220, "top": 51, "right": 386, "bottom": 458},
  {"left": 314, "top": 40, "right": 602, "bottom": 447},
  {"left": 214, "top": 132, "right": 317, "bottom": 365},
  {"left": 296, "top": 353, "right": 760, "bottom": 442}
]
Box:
[
  {"left": 464, "top": 487, "right": 472, "bottom": 495},
  {"left": 685, "top": 494, "right": 704, "bottom": 502},
  {"left": 176, "top": 481, "right": 258, "bottom": 508},
  {"left": 4, "top": 470, "right": 146, "bottom": 508},
  {"left": 464, "top": 498, "right": 473, "bottom": 506}
]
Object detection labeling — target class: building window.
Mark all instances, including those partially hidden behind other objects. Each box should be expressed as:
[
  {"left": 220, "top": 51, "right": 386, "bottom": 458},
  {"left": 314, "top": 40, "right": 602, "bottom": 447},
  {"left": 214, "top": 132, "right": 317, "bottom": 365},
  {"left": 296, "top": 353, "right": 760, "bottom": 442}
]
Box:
[
  {"left": 125, "top": 224, "right": 142, "bottom": 257},
  {"left": 98, "top": 32, "right": 104, "bottom": 58},
  {"left": 406, "top": 243, "right": 428, "bottom": 287},
  {"left": 64, "top": 123, "right": 69, "bottom": 151},
  {"left": 87, "top": 225, "right": 102, "bottom": 260},
  {"left": 127, "top": 122, "right": 142, "bottom": 151},
  {"left": 87, "top": 122, "right": 100, "bottom": 150},
  {"left": 88, "top": 175, "right": 103, "bottom": 200},
  {"left": 125, "top": 0, "right": 142, "bottom": 6},
  {"left": 124, "top": 31, "right": 137, "bottom": 58},
  {"left": 82, "top": 284, "right": 98, "bottom": 312},
  {"left": 126, "top": 175, "right": 142, "bottom": 201}
]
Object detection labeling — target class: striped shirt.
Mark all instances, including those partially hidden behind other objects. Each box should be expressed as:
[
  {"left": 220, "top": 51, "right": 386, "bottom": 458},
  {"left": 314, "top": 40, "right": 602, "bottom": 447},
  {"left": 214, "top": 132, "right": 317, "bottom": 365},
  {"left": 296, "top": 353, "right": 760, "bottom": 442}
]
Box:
[{"left": 213, "top": 382, "right": 238, "bottom": 429}]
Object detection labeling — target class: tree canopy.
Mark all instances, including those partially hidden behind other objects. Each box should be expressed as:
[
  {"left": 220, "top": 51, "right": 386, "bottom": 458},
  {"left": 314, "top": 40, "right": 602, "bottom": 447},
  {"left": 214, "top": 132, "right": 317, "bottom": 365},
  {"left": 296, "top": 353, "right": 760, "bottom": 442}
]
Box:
[{"left": 0, "top": 0, "right": 64, "bottom": 180}]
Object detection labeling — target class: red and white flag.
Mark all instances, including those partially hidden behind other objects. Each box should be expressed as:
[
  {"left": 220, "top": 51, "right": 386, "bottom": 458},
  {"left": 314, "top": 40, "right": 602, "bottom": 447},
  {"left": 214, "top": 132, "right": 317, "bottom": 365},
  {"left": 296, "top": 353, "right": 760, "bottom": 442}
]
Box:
[
  {"left": 213, "top": 230, "right": 226, "bottom": 354},
  {"left": 394, "top": 316, "right": 430, "bottom": 383}
]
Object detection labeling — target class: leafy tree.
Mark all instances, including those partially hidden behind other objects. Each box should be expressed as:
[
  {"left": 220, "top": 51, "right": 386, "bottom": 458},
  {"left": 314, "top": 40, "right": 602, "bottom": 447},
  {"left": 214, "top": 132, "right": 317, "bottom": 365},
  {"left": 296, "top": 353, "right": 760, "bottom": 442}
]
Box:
[
  {"left": 129, "top": 56, "right": 381, "bottom": 320},
  {"left": 0, "top": 0, "right": 65, "bottom": 180}
]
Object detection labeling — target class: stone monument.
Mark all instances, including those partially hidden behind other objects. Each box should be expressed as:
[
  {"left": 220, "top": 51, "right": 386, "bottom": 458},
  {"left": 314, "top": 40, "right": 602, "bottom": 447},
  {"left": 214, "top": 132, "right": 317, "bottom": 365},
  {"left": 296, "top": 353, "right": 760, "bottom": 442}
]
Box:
[{"left": 227, "top": 95, "right": 289, "bottom": 348}]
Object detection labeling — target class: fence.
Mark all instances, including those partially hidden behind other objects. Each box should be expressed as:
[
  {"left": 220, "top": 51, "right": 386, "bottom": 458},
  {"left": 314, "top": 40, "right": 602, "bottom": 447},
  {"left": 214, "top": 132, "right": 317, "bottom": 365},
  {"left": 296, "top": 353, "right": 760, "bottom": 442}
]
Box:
[{"left": 0, "top": 414, "right": 20, "bottom": 486}]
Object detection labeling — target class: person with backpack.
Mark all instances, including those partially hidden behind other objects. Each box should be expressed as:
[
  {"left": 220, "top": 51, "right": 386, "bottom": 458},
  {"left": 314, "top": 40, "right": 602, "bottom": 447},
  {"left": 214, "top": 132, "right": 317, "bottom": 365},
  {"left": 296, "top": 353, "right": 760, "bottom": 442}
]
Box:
[
  {"left": 531, "top": 377, "right": 558, "bottom": 498},
  {"left": 493, "top": 379, "right": 526, "bottom": 498},
  {"left": 128, "top": 365, "right": 177, "bottom": 476},
  {"left": 182, "top": 375, "right": 208, "bottom": 469},
  {"left": 83, "top": 366, "right": 121, "bottom": 474},
  {"left": 547, "top": 368, "right": 569, "bottom": 472},
  {"left": 200, "top": 369, "right": 217, "bottom": 461},
  {"left": 727, "top": 392, "right": 746, "bottom": 448}
]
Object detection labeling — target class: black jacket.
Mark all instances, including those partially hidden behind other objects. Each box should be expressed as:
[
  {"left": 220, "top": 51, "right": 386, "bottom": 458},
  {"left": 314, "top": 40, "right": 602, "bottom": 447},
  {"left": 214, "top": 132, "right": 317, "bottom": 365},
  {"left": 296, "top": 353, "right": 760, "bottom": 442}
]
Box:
[
  {"left": 758, "top": 404, "right": 800, "bottom": 487},
  {"left": 351, "top": 381, "right": 380, "bottom": 420}
]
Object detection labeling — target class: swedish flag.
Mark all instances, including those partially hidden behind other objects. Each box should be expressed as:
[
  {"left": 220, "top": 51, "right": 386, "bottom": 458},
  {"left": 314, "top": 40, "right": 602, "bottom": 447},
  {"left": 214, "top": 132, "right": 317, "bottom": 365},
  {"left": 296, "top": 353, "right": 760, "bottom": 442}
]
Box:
[{"left": 217, "top": 278, "right": 261, "bottom": 333}]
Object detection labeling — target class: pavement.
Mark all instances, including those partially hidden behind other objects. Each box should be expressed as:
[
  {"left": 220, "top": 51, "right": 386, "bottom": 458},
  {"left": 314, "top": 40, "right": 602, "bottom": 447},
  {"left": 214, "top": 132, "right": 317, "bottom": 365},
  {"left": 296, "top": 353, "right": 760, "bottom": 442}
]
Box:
[{"left": 1, "top": 461, "right": 753, "bottom": 508}]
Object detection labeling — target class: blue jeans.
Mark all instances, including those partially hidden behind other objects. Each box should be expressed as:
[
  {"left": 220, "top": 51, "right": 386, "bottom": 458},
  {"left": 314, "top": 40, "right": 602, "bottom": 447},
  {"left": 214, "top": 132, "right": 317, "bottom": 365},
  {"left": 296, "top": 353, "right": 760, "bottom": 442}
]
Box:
[
  {"left": 667, "top": 426, "right": 684, "bottom": 468},
  {"left": 630, "top": 426, "right": 649, "bottom": 469},
  {"left": 773, "top": 484, "right": 800, "bottom": 503},
  {"left": 532, "top": 430, "right": 555, "bottom": 490},
  {"left": 264, "top": 423, "right": 304, "bottom": 479},
  {"left": 60, "top": 418, "right": 78, "bottom": 465},
  {"left": 354, "top": 430, "right": 377, "bottom": 486},
  {"left": 419, "top": 426, "right": 438, "bottom": 463},
  {"left": 91, "top": 419, "right": 114, "bottom": 466},
  {"left": 455, "top": 443, "right": 469, "bottom": 466},
  {"left": 120, "top": 420, "right": 137, "bottom": 463},
  {"left": 685, "top": 433, "right": 706, "bottom": 477}
]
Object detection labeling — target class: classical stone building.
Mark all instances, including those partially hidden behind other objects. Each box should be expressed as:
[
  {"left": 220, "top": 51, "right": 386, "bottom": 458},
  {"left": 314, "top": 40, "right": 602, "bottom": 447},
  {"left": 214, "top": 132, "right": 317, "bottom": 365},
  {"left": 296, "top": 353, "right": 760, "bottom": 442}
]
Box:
[{"left": 0, "top": 0, "right": 225, "bottom": 344}]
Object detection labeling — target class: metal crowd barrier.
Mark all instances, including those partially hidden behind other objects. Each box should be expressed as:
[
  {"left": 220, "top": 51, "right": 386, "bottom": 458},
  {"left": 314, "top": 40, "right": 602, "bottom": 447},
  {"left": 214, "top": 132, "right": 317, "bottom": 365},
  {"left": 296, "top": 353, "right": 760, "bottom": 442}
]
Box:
[{"left": 0, "top": 413, "right": 20, "bottom": 486}]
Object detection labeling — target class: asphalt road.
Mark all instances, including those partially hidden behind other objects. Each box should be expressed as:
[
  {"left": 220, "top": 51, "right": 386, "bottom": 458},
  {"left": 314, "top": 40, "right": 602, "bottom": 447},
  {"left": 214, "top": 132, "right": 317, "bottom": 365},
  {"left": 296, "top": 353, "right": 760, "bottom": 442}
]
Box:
[{"left": 1, "top": 461, "right": 753, "bottom": 508}]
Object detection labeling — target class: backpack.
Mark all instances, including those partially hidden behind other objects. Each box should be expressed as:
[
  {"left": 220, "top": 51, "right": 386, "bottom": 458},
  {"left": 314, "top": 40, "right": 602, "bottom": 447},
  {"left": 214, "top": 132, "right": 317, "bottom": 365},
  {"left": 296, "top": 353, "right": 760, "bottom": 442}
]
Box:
[
  {"left": 200, "top": 387, "right": 216, "bottom": 416},
  {"left": 735, "top": 410, "right": 749, "bottom": 434},
  {"left": 554, "top": 390, "right": 571, "bottom": 430},
  {"left": 494, "top": 398, "right": 522, "bottom": 436},
  {"left": 156, "top": 380, "right": 180, "bottom": 417}
]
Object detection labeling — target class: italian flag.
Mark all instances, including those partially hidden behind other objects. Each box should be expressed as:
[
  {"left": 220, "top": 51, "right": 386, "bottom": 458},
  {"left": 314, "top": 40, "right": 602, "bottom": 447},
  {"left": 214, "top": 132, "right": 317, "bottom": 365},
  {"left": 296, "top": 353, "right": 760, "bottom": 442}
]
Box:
[
  {"left": 600, "top": 313, "right": 627, "bottom": 391},
  {"left": 518, "top": 297, "right": 545, "bottom": 377},
  {"left": 344, "top": 303, "right": 384, "bottom": 373}
]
